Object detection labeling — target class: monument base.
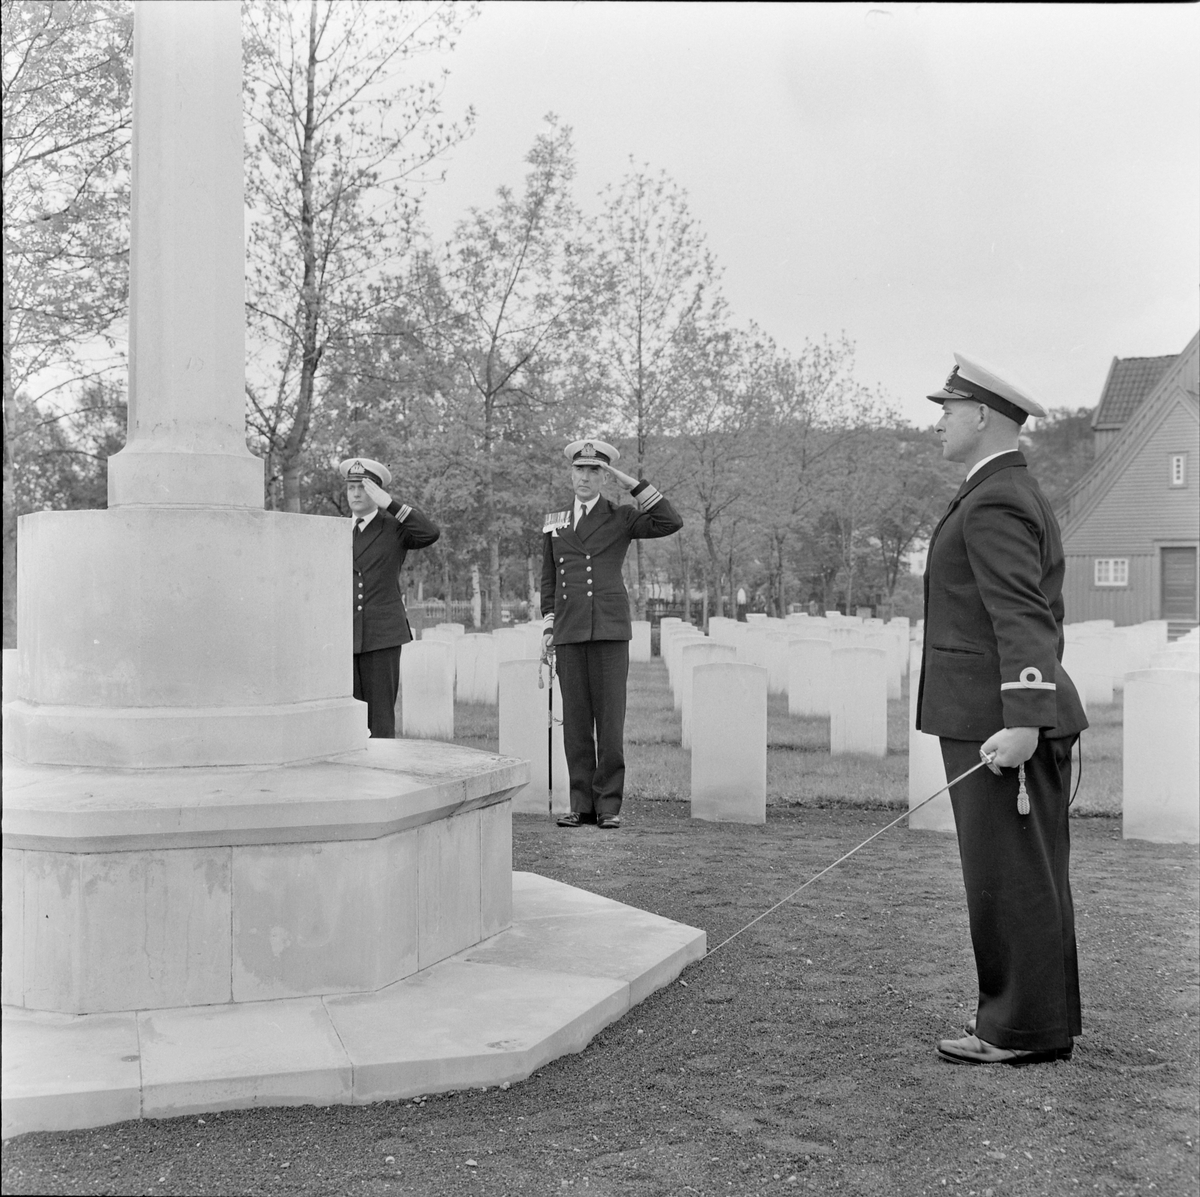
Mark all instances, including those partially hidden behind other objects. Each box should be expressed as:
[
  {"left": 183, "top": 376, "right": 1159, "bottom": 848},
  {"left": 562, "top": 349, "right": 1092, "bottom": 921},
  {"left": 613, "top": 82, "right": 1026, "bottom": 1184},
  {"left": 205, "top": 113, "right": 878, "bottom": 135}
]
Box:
[
  {"left": 2, "top": 740, "right": 524, "bottom": 1014},
  {"left": 2, "top": 873, "right": 706, "bottom": 1138}
]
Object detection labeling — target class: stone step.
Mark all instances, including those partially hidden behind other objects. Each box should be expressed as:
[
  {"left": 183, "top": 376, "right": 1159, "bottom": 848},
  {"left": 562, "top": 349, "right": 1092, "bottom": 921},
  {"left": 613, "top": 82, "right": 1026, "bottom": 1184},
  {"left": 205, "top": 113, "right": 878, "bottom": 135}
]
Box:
[{"left": 1, "top": 873, "right": 705, "bottom": 1139}]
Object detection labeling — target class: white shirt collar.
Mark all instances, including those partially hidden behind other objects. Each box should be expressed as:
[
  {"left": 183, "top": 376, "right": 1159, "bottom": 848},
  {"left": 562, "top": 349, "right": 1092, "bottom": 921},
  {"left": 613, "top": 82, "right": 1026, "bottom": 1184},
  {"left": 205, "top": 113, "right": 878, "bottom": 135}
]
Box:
[
  {"left": 965, "top": 449, "right": 1016, "bottom": 482},
  {"left": 574, "top": 495, "right": 600, "bottom": 521},
  {"left": 353, "top": 507, "right": 379, "bottom": 531}
]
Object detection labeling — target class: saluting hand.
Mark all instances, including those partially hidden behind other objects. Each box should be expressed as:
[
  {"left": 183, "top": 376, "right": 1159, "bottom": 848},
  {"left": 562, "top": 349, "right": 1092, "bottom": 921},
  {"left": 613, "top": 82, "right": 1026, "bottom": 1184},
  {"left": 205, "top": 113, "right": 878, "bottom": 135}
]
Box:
[
  {"left": 362, "top": 477, "right": 392, "bottom": 510},
  {"left": 601, "top": 463, "right": 639, "bottom": 490}
]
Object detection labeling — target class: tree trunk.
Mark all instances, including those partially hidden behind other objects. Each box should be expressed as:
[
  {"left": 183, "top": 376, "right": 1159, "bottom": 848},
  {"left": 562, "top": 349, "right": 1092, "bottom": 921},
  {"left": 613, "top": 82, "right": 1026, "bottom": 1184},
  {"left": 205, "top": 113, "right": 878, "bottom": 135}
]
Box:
[
  {"left": 280, "top": 0, "right": 323, "bottom": 514},
  {"left": 471, "top": 562, "right": 482, "bottom": 629},
  {"left": 489, "top": 535, "right": 502, "bottom": 631}
]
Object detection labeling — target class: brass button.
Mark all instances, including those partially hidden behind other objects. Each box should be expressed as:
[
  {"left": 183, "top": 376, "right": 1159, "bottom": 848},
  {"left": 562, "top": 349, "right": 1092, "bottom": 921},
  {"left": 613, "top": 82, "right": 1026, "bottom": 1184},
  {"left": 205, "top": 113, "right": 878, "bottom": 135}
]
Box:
[
  {"left": 586, "top": 566, "right": 592, "bottom": 571},
  {"left": 586, "top": 555, "right": 591, "bottom": 560}
]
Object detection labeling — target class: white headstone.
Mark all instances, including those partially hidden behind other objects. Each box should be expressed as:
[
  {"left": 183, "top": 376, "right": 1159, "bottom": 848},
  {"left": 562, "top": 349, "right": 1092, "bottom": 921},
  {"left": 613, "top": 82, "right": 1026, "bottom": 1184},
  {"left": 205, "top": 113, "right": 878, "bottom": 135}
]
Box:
[
  {"left": 1150, "top": 644, "right": 1200, "bottom": 671},
  {"left": 787, "top": 637, "right": 832, "bottom": 718},
  {"left": 765, "top": 632, "right": 793, "bottom": 696},
  {"left": 420, "top": 627, "right": 457, "bottom": 687},
  {"left": 1062, "top": 633, "right": 1113, "bottom": 708},
  {"left": 630, "top": 620, "right": 652, "bottom": 663},
  {"left": 907, "top": 641, "right": 953, "bottom": 832},
  {"left": 670, "top": 633, "right": 707, "bottom": 704},
  {"left": 492, "top": 627, "right": 528, "bottom": 666},
  {"left": 435, "top": 622, "right": 466, "bottom": 638},
  {"left": 690, "top": 663, "right": 767, "bottom": 824},
  {"left": 680, "top": 641, "right": 738, "bottom": 748},
  {"left": 401, "top": 640, "right": 454, "bottom": 740},
  {"left": 498, "top": 659, "right": 569, "bottom": 815},
  {"left": 456, "top": 634, "right": 498, "bottom": 705},
  {"left": 830, "top": 645, "right": 888, "bottom": 757},
  {"left": 1123, "top": 668, "right": 1199, "bottom": 843},
  {"left": 709, "top": 619, "right": 747, "bottom": 648}
]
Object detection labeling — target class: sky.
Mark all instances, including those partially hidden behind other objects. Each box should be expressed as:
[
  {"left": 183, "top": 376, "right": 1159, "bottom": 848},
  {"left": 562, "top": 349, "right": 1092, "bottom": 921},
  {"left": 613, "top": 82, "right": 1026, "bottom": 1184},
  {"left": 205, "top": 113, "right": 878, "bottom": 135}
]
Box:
[{"left": 417, "top": 2, "right": 1200, "bottom": 429}]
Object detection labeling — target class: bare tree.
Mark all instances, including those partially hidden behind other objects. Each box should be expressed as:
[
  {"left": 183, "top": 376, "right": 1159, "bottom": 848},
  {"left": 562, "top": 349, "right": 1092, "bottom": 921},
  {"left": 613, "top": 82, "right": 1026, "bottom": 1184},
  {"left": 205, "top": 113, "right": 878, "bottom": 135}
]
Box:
[{"left": 242, "top": 0, "right": 473, "bottom": 510}]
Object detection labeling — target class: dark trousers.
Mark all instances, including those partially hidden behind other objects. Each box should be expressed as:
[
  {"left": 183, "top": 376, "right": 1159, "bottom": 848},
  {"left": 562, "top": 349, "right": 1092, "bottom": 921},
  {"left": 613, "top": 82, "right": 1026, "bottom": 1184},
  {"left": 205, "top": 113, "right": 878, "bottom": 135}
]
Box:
[
  {"left": 941, "top": 735, "right": 1081, "bottom": 1052},
  {"left": 555, "top": 640, "right": 629, "bottom": 819},
  {"left": 354, "top": 645, "right": 401, "bottom": 739}
]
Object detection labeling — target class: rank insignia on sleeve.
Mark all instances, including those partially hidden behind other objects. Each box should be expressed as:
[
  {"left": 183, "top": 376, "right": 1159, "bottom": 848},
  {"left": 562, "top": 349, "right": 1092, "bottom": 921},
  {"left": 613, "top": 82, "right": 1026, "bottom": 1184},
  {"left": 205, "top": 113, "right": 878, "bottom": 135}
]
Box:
[{"left": 543, "top": 510, "right": 571, "bottom": 533}]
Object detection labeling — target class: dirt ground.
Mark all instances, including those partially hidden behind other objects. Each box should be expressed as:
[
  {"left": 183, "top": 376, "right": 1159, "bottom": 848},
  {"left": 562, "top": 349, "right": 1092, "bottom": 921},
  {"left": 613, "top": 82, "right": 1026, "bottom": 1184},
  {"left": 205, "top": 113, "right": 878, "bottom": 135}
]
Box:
[{"left": 4, "top": 799, "right": 1197, "bottom": 1197}]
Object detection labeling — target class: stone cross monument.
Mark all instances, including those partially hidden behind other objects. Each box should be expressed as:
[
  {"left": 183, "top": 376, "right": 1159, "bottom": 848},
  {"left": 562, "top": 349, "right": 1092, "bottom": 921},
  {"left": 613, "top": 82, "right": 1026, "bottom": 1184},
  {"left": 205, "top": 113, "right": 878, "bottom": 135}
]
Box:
[{"left": 5, "top": 1, "right": 363, "bottom": 768}]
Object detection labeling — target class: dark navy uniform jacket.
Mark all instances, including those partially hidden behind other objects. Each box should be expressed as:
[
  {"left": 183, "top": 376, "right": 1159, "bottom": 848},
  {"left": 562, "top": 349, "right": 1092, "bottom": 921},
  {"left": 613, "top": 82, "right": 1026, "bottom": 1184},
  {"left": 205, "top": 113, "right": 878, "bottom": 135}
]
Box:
[
  {"left": 541, "top": 481, "right": 682, "bottom": 644},
  {"left": 917, "top": 451, "right": 1087, "bottom": 742},
  {"left": 353, "top": 500, "right": 440, "bottom": 654}
]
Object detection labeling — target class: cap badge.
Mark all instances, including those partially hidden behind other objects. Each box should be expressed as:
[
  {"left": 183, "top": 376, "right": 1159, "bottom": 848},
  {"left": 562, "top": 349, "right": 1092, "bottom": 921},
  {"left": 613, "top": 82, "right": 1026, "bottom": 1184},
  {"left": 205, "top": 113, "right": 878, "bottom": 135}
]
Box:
[
  {"left": 583, "top": 442, "right": 594, "bottom": 457},
  {"left": 350, "top": 459, "right": 364, "bottom": 475}
]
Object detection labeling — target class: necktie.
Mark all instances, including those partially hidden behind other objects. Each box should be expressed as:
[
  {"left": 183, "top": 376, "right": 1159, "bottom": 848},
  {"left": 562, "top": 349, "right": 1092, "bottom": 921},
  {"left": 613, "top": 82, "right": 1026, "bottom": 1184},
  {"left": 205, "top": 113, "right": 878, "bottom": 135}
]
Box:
[{"left": 353, "top": 518, "right": 363, "bottom": 536}]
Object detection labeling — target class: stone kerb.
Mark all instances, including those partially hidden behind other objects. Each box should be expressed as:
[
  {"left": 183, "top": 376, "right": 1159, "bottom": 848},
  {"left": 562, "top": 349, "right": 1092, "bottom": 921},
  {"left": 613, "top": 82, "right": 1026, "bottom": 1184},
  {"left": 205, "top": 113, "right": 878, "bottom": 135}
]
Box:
[
  {"left": 690, "top": 663, "right": 767, "bottom": 824},
  {"left": 497, "top": 659, "right": 569, "bottom": 815},
  {"left": 1122, "top": 668, "right": 1200, "bottom": 844},
  {"left": 680, "top": 642, "right": 738, "bottom": 749},
  {"left": 830, "top": 646, "right": 888, "bottom": 758},
  {"left": 456, "top": 635, "right": 498, "bottom": 705},
  {"left": 907, "top": 640, "right": 953, "bottom": 832},
  {"left": 630, "top": 620, "right": 652, "bottom": 663},
  {"left": 787, "top": 637, "right": 832, "bottom": 718},
  {"left": 401, "top": 642, "right": 454, "bottom": 740}
]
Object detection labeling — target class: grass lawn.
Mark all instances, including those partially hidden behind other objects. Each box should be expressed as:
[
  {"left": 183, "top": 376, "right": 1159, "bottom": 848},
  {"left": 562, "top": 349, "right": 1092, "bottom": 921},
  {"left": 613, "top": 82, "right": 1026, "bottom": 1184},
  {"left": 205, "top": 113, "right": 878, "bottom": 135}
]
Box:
[{"left": 456, "top": 658, "right": 1124, "bottom": 816}]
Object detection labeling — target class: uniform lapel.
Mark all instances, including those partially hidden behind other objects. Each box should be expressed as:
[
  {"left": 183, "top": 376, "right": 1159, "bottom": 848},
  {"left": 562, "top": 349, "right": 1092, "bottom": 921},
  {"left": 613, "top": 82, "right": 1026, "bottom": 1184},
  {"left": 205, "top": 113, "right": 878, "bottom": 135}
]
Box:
[
  {"left": 576, "top": 497, "right": 612, "bottom": 542},
  {"left": 927, "top": 451, "right": 1025, "bottom": 554},
  {"left": 353, "top": 514, "right": 384, "bottom": 562}
]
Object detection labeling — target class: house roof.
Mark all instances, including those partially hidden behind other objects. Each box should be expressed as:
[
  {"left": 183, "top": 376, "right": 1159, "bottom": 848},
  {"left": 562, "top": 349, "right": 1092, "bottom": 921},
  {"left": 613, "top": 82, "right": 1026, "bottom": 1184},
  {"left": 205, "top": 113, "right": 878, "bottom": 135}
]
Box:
[{"left": 1092, "top": 354, "right": 1177, "bottom": 429}]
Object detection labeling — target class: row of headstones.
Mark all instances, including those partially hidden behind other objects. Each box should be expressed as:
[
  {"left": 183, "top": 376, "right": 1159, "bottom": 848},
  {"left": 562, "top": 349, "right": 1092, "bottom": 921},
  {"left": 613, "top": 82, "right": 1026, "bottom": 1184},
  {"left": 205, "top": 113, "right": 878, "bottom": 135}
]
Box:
[
  {"left": 658, "top": 614, "right": 913, "bottom": 825},
  {"left": 397, "top": 615, "right": 1198, "bottom": 843},
  {"left": 909, "top": 620, "right": 1199, "bottom": 844},
  {"left": 402, "top": 619, "right": 655, "bottom": 729}
]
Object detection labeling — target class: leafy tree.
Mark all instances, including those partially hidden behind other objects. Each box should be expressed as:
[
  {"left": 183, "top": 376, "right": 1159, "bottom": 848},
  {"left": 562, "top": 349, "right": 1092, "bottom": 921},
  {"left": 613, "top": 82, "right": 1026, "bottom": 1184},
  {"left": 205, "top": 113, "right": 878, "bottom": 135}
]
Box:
[
  {"left": 1021, "top": 406, "right": 1095, "bottom": 514},
  {"left": 242, "top": 0, "right": 473, "bottom": 511},
  {"left": 2, "top": 0, "right": 133, "bottom": 645},
  {"left": 591, "top": 165, "right": 723, "bottom": 616},
  {"left": 413, "top": 117, "right": 597, "bottom": 627},
  {"left": 868, "top": 425, "right": 958, "bottom": 613}
]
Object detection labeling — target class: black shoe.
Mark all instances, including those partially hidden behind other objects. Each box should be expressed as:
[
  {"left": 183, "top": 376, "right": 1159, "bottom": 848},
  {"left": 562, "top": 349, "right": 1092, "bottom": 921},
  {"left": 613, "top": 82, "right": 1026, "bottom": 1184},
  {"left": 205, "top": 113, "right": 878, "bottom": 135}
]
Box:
[
  {"left": 557, "top": 812, "right": 582, "bottom": 828},
  {"left": 598, "top": 815, "right": 622, "bottom": 830}
]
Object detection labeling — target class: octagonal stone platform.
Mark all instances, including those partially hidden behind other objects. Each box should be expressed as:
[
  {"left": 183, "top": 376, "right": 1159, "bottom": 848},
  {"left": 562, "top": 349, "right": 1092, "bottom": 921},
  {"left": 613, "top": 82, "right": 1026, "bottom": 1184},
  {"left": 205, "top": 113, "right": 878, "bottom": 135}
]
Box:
[
  {"left": 2, "top": 741, "right": 525, "bottom": 1014},
  {"left": 2, "top": 873, "right": 706, "bottom": 1138}
]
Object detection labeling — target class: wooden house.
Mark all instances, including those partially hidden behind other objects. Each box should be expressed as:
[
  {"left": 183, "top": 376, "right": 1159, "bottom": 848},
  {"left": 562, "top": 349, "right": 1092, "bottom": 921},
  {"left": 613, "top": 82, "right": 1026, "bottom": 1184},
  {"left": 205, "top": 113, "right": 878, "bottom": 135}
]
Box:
[{"left": 1059, "top": 331, "right": 1199, "bottom": 634}]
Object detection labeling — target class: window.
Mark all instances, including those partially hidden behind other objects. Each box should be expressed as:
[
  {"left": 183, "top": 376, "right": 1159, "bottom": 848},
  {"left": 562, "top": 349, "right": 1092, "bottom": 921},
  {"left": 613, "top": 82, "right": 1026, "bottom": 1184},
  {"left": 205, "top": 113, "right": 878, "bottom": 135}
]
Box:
[
  {"left": 1170, "top": 453, "right": 1187, "bottom": 487},
  {"left": 1094, "top": 558, "right": 1129, "bottom": 587}
]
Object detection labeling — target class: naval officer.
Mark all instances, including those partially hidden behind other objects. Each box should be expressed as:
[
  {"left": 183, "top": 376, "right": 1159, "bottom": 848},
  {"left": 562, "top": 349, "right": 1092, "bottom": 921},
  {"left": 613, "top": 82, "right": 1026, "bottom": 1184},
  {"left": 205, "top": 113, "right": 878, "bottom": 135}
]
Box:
[
  {"left": 917, "top": 353, "right": 1088, "bottom": 1066},
  {"left": 541, "top": 439, "right": 683, "bottom": 829},
  {"left": 341, "top": 457, "right": 440, "bottom": 739}
]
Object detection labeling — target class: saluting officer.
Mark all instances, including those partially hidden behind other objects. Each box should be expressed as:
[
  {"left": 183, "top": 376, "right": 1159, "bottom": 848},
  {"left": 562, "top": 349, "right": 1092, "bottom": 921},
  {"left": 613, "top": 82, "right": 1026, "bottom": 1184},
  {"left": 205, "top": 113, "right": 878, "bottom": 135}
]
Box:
[
  {"left": 541, "top": 439, "right": 683, "bottom": 829},
  {"left": 340, "top": 457, "right": 440, "bottom": 739},
  {"left": 917, "top": 354, "right": 1088, "bottom": 1067}
]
